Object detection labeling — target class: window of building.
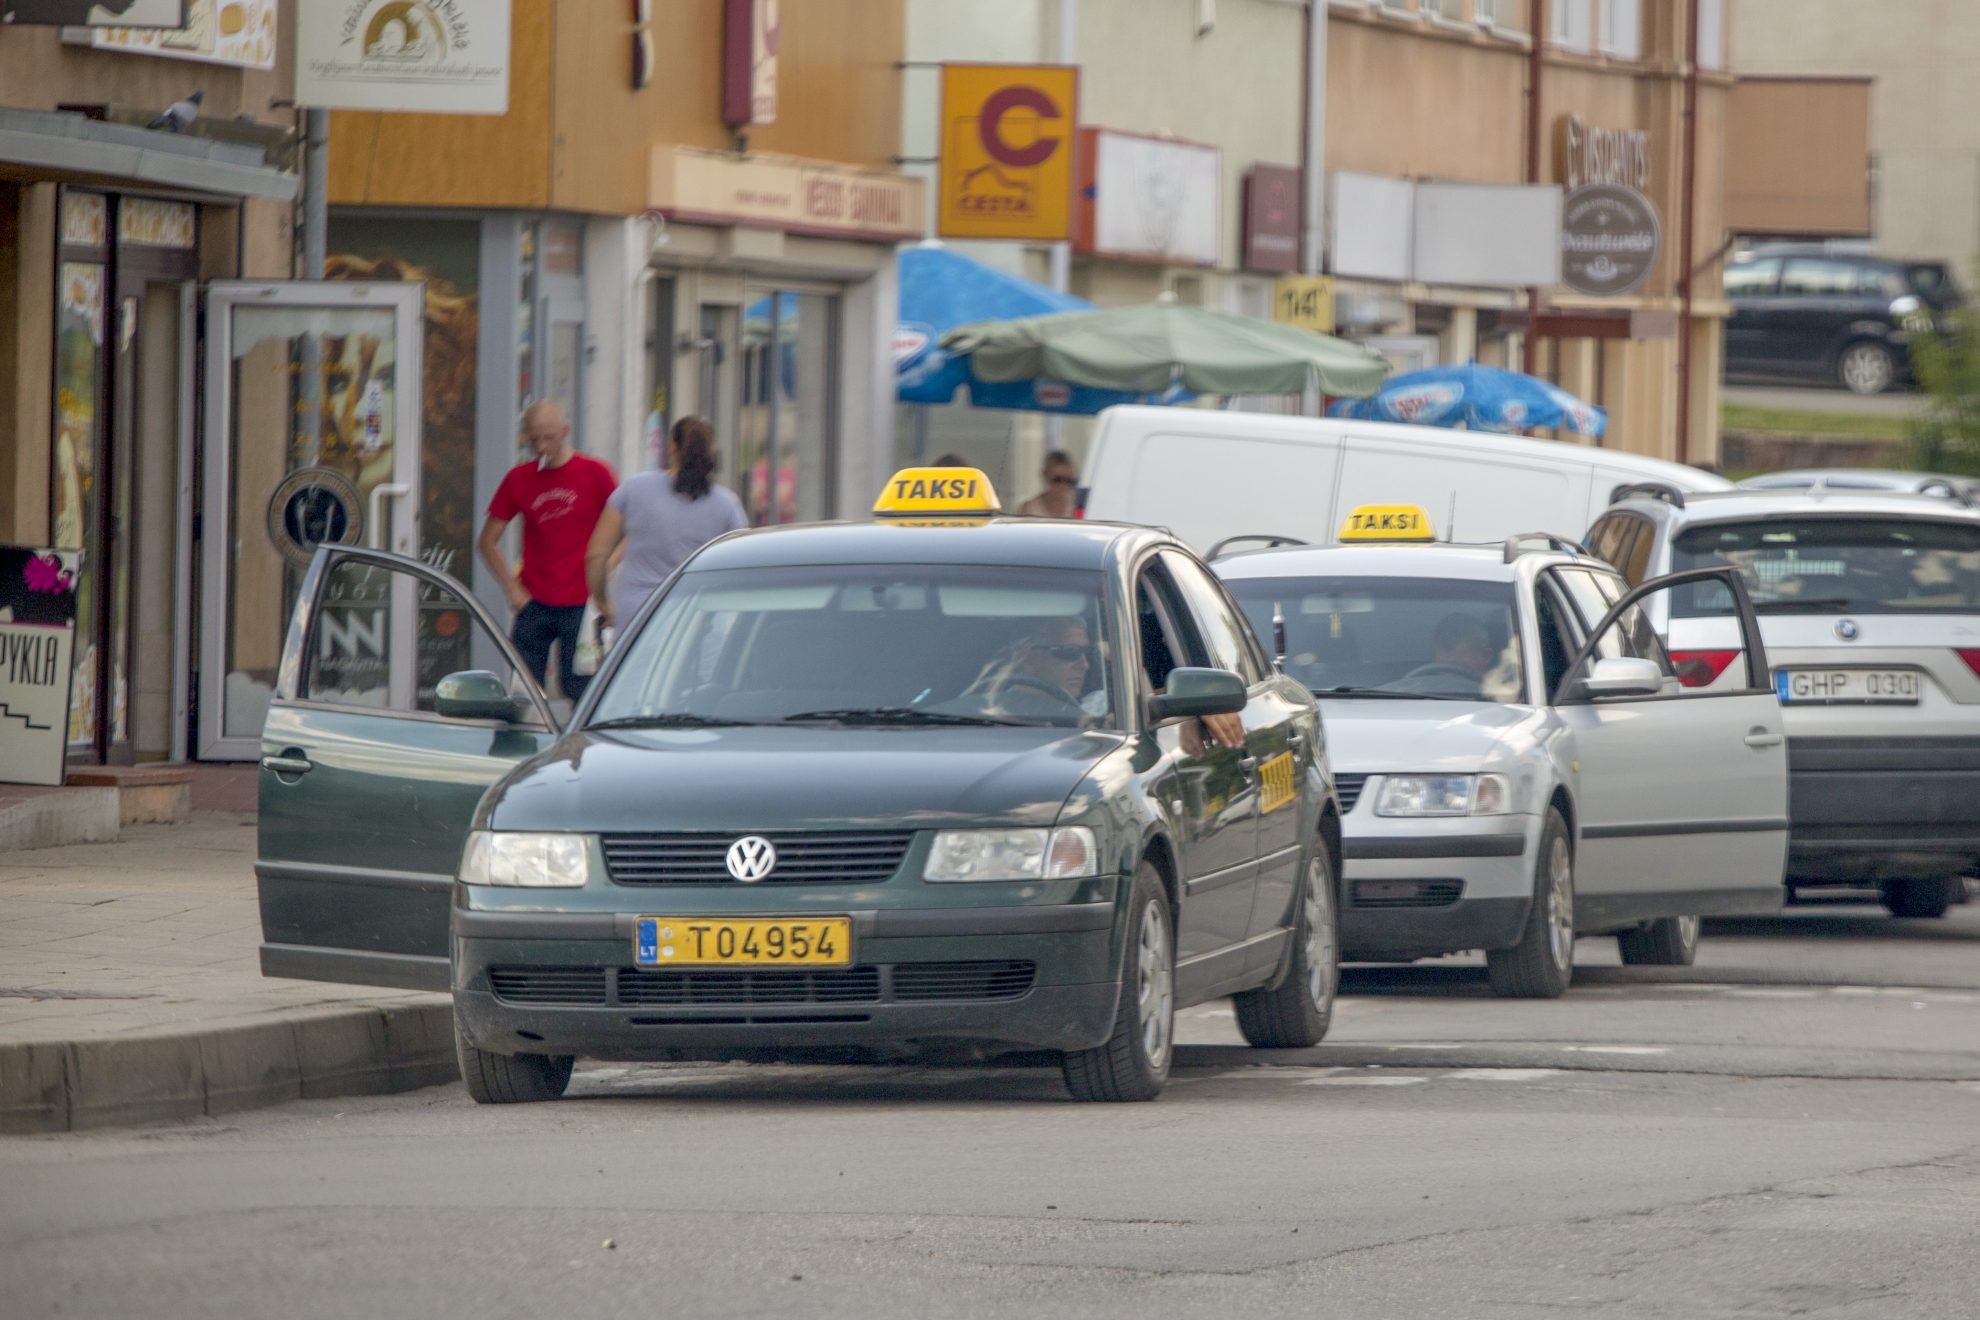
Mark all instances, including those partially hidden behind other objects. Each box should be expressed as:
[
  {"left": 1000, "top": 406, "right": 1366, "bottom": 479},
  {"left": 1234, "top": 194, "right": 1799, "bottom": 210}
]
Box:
[
  {"left": 1598, "top": 0, "right": 1641, "bottom": 58},
  {"left": 1423, "top": 0, "right": 1466, "bottom": 19},
  {"left": 1697, "top": 0, "right": 1725, "bottom": 68},
  {"left": 1550, "top": 0, "right": 1591, "bottom": 50}
]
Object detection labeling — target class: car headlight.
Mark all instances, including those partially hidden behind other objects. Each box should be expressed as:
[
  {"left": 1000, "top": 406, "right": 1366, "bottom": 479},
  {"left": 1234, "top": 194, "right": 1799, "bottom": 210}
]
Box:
[
  {"left": 923, "top": 826, "right": 1098, "bottom": 882},
  {"left": 1374, "top": 773, "right": 1511, "bottom": 817},
  {"left": 459, "top": 831, "right": 592, "bottom": 887}
]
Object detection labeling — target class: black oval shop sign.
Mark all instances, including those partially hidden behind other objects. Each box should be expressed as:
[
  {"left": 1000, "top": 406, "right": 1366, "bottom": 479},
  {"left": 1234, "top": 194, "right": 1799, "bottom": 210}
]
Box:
[
  {"left": 267, "top": 466, "right": 364, "bottom": 570},
  {"left": 1561, "top": 183, "right": 1661, "bottom": 297}
]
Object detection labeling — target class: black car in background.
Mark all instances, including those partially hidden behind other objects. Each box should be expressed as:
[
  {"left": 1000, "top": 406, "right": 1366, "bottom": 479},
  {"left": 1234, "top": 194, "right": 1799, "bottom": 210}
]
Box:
[{"left": 1723, "top": 246, "right": 1962, "bottom": 395}]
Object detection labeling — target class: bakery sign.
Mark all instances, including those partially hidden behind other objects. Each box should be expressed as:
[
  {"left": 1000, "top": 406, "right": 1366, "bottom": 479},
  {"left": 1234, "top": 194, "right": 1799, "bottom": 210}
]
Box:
[
  {"left": 1555, "top": 115, "right": 1660, "bottom": 297},
  {"left": 295, "top": 0, "right": 512, "bottom": 115},
  {"left": 650, "top": 147, "right": 924, "bottom": 243},
  {"left": 0, "top": 546, "right": 79, "bottom": 788}
]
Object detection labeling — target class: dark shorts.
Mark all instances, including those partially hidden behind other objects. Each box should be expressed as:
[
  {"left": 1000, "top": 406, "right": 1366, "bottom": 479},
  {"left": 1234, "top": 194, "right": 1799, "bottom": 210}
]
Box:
[{"left": 512, "top": 600, "right": 590, "bottom": 701}]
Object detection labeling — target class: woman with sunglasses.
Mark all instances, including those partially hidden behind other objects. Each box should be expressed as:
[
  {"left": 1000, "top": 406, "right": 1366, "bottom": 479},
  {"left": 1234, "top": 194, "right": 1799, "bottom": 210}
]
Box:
[{"left": 1017, "top": 450, "right": 1081, "bottom": 518}]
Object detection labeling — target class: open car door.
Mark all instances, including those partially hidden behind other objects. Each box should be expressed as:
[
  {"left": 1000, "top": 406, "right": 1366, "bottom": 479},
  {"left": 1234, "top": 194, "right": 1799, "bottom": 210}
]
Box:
[
  {"left": 1545, "top": 564, "right": 1789, "bottom": 929},
  {"left": 256, "top": 547, "right": 559, "bottom": 990}
]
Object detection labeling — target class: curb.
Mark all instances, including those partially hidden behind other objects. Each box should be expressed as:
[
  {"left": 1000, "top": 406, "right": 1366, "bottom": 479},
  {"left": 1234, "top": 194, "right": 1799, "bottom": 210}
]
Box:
[
  {"left": 0, "top": 788, "right": 119, "bottom": 854},
  {"left": 0, "top": 1001, "right": 457, "bottom": 1134}
]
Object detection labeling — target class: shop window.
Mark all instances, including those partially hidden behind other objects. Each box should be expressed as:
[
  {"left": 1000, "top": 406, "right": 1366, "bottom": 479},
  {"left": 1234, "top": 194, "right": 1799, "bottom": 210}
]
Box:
[
  {"left": 517, "top": 219, "right": 536, "bottom": 417},
  {"left": 739, "top": 289, "right": 840, "bottom": 526},
  {"left": 643, "top": 277, "right": 676, "bottom": 469}
]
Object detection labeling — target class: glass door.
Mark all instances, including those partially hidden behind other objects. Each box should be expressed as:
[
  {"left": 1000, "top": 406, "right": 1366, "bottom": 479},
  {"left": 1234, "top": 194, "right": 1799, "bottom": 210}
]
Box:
[
  {"left": 739, "top": 287, "right": 840, "bottom": 526},
  {"left": 198, "top": 281, "right": 425, "bottom": 761}
]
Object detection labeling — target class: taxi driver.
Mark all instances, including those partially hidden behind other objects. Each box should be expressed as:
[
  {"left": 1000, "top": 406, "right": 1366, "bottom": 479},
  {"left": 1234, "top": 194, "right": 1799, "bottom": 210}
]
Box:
[{"left": 971, "top": 616, "right": 1098, "bottom": 717}]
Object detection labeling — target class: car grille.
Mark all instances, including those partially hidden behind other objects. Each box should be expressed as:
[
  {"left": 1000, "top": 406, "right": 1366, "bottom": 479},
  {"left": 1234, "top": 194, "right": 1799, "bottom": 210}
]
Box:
[
  {"left": 1334, "top": 773, "right": 1371, "bottom": 813},
  {"left": 1350, "top": 879, "right": 1464, "bottom": 909},
  {"left": 599, "top": 832, "right": 915, "bottom": 885},
  {"left": 486, "top": 961, "right": 1038, "bottom": 1008},
  {"left": 891, "top": 961, "right": 1036, "bottom": 1002}
]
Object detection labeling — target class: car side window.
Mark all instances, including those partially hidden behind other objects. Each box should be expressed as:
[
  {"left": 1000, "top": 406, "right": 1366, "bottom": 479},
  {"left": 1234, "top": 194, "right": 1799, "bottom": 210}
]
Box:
[
  {"left": 1533, "top": 581, "right": 1579, "bottom": 699},
  {"left": 1781, "top": 257, "right": 1862, "bottom": 298},
  {"left": 1724, "top": 258, "right": 1780, "bottom": 296},
  {"left": 1552, "top": 568, "right": 1627, "bottom": 662},
  {"left": 1619, "top": 517, "right": 1655, "bottom": 586},
  {"left": 1563, "top": 568, "right": 1675, "bottom": 678},
  {"left": 1157, "top": 550, "right": 1261, "bottom": 683},
  {"left": 305, "top": 557, "right": 546, "bottom": 726},
  {"left": 1133, "top": 563, "right": 1208, "bottom": 696},
  {"left": 1587, "top": 516, "right": 1627, "bottom": 568}
]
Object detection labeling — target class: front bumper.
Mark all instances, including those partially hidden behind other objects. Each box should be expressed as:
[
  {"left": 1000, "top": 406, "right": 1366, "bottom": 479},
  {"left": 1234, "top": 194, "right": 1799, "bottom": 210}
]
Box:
[
  {"left": 451, "top": 902, "right": 1122, "bottom": 1060},
  {"left": 1337, "top": 816, "right": 1538, "bottom": 960},
  {"left": 1787, "top": 737, "right": 1980, "bottom": 882}
]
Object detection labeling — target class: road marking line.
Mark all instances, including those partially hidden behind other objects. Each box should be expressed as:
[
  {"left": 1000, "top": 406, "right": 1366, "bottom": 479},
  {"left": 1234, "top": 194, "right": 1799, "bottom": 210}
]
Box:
[
  {"left": 1445, "top": 1068, "right": 1564, "bottom": 1081},
  {"left": 1298, "top": 1074, "right": 1428, "bottom": 1087},
  {"left": 1560, "top": 1045, "right": 1669, "bottom": 1055}
]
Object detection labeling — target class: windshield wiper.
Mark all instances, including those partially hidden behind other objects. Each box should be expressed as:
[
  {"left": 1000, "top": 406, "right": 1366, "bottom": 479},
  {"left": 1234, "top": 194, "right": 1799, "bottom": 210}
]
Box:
[
  {"left": 1312, "top": 686, "right": 1473, "bottom": 701},
  {"left": 781, "top": 706, "right": 1038, "bottom": 727},
  {"left": 1752, "top": 596, "right": 1857, "bottom": 613},
  {"left": 587, "top": 713, "right": 761, "bottom": 730}
]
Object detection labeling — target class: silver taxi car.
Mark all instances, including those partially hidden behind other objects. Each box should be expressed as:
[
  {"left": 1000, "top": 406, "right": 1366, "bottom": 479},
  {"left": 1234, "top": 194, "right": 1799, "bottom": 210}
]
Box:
[
  {"left": 1588, "top": 486, "right": 1980, "bottom": 916},
  {"left": 1215, "top": 509, "right": 1790, "bottom": 997}
]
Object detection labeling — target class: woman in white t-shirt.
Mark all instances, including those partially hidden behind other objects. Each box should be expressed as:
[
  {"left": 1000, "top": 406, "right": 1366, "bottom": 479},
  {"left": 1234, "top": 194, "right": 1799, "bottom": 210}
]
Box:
[{"left": 585, "top": 416, "right": 748, "bottom": 628}]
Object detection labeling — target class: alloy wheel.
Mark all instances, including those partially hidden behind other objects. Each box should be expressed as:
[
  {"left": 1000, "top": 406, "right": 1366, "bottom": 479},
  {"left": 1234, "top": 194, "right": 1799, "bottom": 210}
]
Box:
[
  {"left": 1304, "top": 858, "right": 1338, "bottom": 1011},
  {"left": 1136, "top": 899, "right": 1174, "bottom": 1070},
  {"left": 1840, "top": 343, "right": 1893, "bottom": 394},
  {"left": 1545, "top": 835, "right": 1575, "bottom": 970}
]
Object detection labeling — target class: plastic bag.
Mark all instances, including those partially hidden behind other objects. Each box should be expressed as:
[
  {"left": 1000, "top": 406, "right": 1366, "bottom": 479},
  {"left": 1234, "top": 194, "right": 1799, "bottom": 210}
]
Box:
[{"left": 572, "top": 602, "right": 614, "bottom": 676}]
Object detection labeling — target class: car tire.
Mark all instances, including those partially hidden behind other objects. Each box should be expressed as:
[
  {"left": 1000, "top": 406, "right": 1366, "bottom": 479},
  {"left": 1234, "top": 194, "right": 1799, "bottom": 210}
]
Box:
[
  {"left": 1062, "top": 862, "right": 1174, "bottom": 1102},
  {"left": 1486, "top": 809, "right": 1575, "bottom": 999},
  {"left": 455, "top": 1013, "right": 575, "bottom": 1104},
  {"left": 1616, "top": 914, "right": 1700, "bottom": 966},
  {"left": 1233, "top": 844, "right": 1339, "bottom": 1048},
  {"left": 1880, "top": 876, "right": 1957, "bottom": 920},
  {"left": 1837, "top": 340, "right": 1895, "bottom": 395}
]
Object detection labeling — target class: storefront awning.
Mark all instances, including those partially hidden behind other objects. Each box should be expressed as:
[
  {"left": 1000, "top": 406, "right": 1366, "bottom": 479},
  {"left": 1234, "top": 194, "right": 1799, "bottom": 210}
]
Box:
[{"left": 0, "top": 107, "right": 297, "bottom": 202}]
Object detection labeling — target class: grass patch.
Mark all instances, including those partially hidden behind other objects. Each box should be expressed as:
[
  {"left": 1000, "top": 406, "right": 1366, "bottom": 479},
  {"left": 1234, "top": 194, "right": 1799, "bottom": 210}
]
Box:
[{"left": 1721, "top": 402, "right": 1910, "bottom": 443}]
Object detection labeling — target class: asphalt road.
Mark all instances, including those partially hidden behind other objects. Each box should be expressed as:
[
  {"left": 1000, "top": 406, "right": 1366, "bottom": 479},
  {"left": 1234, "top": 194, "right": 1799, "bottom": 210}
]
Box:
[
  {"left": 7, "top": 901, "right": 1979, "bottom": 1320},
  {"left": 1722, "top": 381, "right": 1922, "bottom": 418}
]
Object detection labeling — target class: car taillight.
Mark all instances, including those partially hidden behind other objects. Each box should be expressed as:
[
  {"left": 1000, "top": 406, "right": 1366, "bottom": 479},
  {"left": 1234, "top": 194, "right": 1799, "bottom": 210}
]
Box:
[
  {"left": 1957, "top": 649, "right": 1980, "bottom": 680},
  {"left": 1669, "top": 649, "right": 1740, "bottom": 688}
]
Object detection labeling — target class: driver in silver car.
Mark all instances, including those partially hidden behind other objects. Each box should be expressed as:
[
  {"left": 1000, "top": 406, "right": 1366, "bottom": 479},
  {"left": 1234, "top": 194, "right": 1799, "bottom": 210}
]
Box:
[{"left": 1392, "top": 611, "right": 1497, "bottom": 696}]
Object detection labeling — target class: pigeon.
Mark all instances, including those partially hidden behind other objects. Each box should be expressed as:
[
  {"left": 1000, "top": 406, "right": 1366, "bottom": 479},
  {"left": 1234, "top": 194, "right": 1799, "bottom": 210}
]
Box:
[{"left": 148, "top": 89, "right": 204, "bottom": 133}]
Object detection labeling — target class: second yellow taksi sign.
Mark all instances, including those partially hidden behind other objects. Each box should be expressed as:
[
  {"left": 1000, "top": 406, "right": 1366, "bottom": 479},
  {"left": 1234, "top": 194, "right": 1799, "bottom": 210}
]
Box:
[{"left": 937, "top": 63, "right": 1078, "bottom": 242}]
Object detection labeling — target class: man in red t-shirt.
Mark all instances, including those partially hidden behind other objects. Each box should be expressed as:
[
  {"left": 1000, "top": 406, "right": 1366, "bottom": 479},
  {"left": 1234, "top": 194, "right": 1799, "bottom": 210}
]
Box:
[{"left": 476, "top": 401, "right": 617, "bottom": 699}]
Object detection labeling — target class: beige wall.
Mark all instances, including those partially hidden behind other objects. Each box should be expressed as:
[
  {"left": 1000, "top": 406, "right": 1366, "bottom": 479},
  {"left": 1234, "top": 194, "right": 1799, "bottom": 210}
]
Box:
[
  {"left": 332, "top": 0, "right": 908, "bottom": 215},
  {"left": 1734, "top": 0, "right": 1980, "bottom": 272},
  {"left": 1726, "top": 78, "right": 1871, "bottom": 237},
  {"left": 0, "top": 16, "right": 293, "bottom": 130}
]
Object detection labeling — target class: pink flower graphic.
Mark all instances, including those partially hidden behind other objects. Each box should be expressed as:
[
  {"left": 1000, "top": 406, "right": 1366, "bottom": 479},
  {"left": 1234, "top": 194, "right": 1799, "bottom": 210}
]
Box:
[{"left": 24, "top": 554, "right": 72, "bottom": 595}]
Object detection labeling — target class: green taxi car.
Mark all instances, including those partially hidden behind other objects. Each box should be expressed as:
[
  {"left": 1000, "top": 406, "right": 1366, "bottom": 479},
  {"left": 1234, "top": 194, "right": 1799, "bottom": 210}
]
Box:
[{"left": 256, "top": 470, "right": 1341, "bottom": 1103}]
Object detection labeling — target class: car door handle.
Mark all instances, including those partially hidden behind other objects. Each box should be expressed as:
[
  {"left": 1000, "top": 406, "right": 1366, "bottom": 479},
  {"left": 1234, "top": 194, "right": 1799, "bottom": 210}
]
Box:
[
  {"left": 261, "top": 753, "right": 313, "bottom": 776},
  {"left": 1286, "top": 730, "right": 1305, "bottom": 751},
  {"left": 1742, "top": 729, "right": 1784, "bottom": 750},
  {"left": 1237, "top": 754, "right": 1261, "bottom": 773}
]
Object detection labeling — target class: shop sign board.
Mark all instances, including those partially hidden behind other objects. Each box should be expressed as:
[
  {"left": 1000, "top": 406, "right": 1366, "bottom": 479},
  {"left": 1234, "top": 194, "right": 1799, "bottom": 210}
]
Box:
[
  {"left": 1077, "top": 128, "right": 1221, "bottom": 267},
  {"left": 936, "top": 63, "right": 1078, "bottom": 242},
  {"left": 69, "top": 0, "right": 275, "bottom": 69},
  {"left": 1242, "top": 164, "right": 1301, "bottom": 274},
  {"left": 4, "top": 0, "right": 184, "bottom": 25},
  {"left": 1556, "top": 113, "right": 1651, "bottom": 192},
  {"left": 1273, "top": 275, "right": 1334, "bottom": 335},
  {"left": 296, "top": 0, "right": 511, "bottom": 115},
  {"left": 0, "top": 547, "right": 79, "bottom": 788},
  {"left": 722, "top": 0, "right": 780, "bottom": 126},
  {"left": 651, "top": 148, "right": 924, "bottom": 243},
  {"left": 1561, "top": 182, "right": 1662, "bottom": 297}
]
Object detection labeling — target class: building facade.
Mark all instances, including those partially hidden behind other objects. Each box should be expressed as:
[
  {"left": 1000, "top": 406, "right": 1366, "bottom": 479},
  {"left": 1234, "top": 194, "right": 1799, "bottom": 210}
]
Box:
[
  {"left": 1733, "top": 0, "right": 1980, "bottom": 276},
  {"left": 1, "top": 3, "right": 298, "bottom": 768}
]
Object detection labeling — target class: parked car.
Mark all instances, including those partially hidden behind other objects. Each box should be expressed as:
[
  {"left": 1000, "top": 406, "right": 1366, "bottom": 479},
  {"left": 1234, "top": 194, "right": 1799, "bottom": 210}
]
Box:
[
  {"left": 1080, "top": 406, "right": 1729, "bottom": 558},
  {"left": 1214, "top": 508, "right": 1789, "bottom": 997},
  {"left": 1587, "top": 486, "right": 1980, "bottom": 916},
  {"left": 1723, "top": 246, "right": 1962, "bottom": 395},
  {"left": 255, "top": 468, "right": 1343, "bottom": 1105}
]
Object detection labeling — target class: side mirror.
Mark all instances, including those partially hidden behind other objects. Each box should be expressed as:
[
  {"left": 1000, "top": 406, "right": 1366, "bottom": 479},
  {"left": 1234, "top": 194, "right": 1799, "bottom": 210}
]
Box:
[
  {"left": 1577, "top": 656, "right": 1664, "bottom": 700},
  {"left": 434, "top": 670, "right": 520, "bottom": 722},
  {"left": 1150, "top": 667, "right": 1248, "bottom": 721}
]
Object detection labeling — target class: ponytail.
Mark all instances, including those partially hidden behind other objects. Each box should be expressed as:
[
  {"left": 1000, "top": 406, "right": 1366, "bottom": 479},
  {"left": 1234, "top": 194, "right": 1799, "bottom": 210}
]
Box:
[{"left": 670, "top": 416, "right": 716, "bottom": 499}]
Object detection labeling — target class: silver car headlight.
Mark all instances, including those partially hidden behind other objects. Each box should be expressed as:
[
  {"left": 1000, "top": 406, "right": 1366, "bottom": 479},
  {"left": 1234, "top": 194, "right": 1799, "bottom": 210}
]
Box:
[
  {"left": 1374, "top": 773, "right": 1511, "bottom": 817},
  {"left": 459, "top": 831, "right": 592, "bottom": 887},
  {"left": 923, "top": 827, "right": 1098, "bottom": 882}
]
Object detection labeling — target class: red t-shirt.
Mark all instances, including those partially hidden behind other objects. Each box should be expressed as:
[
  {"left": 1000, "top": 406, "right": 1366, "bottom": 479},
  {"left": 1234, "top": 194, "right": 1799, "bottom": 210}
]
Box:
[{"left": 488, "top": 452, "right": 617, "bottom": 607}]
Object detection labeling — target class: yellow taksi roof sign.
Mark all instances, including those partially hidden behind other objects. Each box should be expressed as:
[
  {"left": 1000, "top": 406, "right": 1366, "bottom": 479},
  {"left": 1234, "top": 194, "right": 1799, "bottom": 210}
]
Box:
[
  {"left": 1339, "top": 504, "right": 1436, "bottom": 542},
  {"left": 873, "top": 467, "right": 1003, "bottom": 518}
]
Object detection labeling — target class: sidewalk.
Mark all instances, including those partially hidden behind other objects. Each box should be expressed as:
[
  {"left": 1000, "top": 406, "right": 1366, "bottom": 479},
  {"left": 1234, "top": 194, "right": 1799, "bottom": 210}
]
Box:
[{"left": 0, "top": 813, "right": 454, "bottom": 1133}]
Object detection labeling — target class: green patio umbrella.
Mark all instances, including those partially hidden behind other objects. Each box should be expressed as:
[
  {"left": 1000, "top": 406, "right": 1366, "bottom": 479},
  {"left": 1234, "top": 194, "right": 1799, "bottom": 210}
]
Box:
[{"left": 939, "top": 302, "right": 1390, "bottom": 398}]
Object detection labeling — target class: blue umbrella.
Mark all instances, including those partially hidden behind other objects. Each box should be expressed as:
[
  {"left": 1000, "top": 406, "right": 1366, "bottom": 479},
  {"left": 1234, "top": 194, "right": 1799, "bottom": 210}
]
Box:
[
  {"left": 1329, "top": 362, "right": 1606, "bottom": 439},
  {"left": 893, "top": 243, "right": 1187, "bottom": 414}
]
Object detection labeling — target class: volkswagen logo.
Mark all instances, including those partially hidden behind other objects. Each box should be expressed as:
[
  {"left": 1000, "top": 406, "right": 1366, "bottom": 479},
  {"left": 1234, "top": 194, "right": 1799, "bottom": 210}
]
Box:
[
  {"left": 725, "top": 835, "right": 778, "bottom": 882},
  {"left": 1835, "top": 619, "right": 1861, "bottom": 642}
]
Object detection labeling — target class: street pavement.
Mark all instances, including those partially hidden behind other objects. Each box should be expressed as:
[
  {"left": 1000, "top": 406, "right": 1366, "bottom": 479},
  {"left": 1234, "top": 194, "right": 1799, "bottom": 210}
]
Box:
[
  {"left": 4, "top": 814, "right": 1978, "bottom": 1317},
  {"left": 1723, "top": 381, "right": 1922, "bottom": 419}
]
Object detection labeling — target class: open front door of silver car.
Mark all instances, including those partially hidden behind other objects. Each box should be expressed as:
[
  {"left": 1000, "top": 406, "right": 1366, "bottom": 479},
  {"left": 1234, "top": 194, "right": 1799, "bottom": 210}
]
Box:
[
  {"left": 256, "top": 547, "right": 558, "bottom": 991},
  {"left": 1546, "top": 565, "right": 1789, "bottom": 929}
]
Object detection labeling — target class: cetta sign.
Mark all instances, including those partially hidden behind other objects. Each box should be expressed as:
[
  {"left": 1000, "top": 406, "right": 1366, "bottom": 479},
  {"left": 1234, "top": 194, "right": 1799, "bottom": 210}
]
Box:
[{"left": 937, "top": 63, "right": 1078, "bottom": 242}]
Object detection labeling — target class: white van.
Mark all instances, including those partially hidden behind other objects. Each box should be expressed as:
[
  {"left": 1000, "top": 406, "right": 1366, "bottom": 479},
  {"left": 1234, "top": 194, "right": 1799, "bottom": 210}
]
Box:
[{"left": 1080, "top": 407, "right": 1731, "bottom": 555}]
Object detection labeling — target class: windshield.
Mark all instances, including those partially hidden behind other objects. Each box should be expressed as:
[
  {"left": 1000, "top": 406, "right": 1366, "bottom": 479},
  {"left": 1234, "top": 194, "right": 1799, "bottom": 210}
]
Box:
[
  {"left": 1225, "top": 575, "right": 1526, "bottom": 704},
  {"left": 1671, "top": 518, "right": 1980, "bottom": 617},
  {"left": 589, "top": 564, "right": 1116, "bottom": 729}
]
